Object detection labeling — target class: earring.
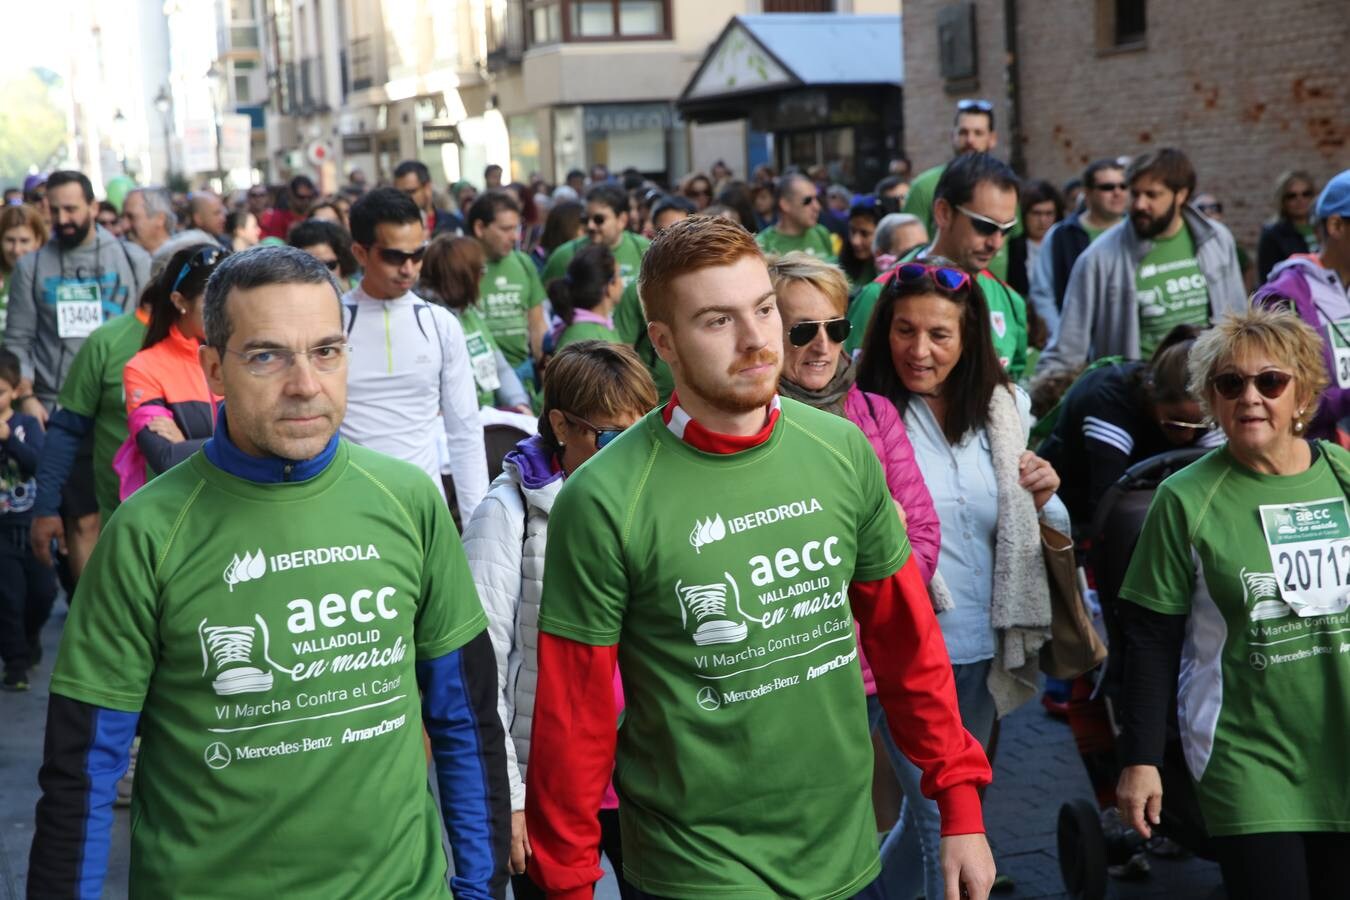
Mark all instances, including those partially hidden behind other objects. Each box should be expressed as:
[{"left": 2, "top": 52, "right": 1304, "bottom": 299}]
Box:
[{"left": 1295, "top": 408, "right": 1306, "bottom": 433}]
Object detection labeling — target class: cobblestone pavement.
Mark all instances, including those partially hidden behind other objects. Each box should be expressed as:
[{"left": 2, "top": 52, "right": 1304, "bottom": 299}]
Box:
[{"left": 3, "top": 609, "right": 1221, "bottom": 900}]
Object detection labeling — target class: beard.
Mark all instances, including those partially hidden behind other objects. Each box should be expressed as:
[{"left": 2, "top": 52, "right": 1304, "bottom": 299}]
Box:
[
  {"left": 56, "top": 218, "right": 92, "bottom": 249},
  {"left": 680, "top": 347, "right": 781, "bottom": 415},
  {"left": 1131, "top": 198, "right": 1179, "bottom": 240}
]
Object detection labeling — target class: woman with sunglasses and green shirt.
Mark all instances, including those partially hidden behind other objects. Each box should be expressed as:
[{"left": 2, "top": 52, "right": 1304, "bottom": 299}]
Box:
[
  {"left": 461, "top": 341, "right": 657, "bottom": 900},
  {"left": 1116, "top": 308, "right": 1350, "bottom": 900},
  {"left": 1037, "top": 323, "right": 1218, "bottom": 537}
]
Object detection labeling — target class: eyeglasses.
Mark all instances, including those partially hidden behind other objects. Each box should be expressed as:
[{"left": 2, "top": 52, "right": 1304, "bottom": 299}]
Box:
[
  {"left": 1160, "top": 418, "right": 1212, "bottom": 432},
  {"left": 318, "top": 258, "right": 340, "bottom": 271},
  {"left": 894, "top": 262, "right": 972, "bottom": 292},
  {"left": 788, "top": 318, "right": 851, "bottom": 347},
  {"left": 293, "top": 191, "right": 316, "bottom": 202},
  {"left": 1211, "top": 370, "right": 1293, "bottom": 400},
  {"left": 955, "top": 205, "right": 1017, "bottom": 238},
  {"left": 686, "top": 188, "right": 712, "bottom": 198},
  {"left": 1196, "top": 202, "right": 1224, "bottom": 215},
  {"left": 224, "top": 342, "right": 350, "bottom": 377},
  {"left": 957, "top": 99, "right": 994, "bottom": 112},
  {"left": 171, "top": 246, "right": 228, "bottom": 294},
  {"left": 371, "top": 243, "right": 429, "bottom": 266},
  {"left": 1093, "top": 182, "right": 1128, "bottom": 192},
  {"left": 563, "top": 411, "right": 626, "bottom": 449},
  {"left": 801, "top": 194, "right": 820, "bottom": 206},
  {"left": 1284, "top": 189, "right": 1315, "bottom": 201},
  {"left": 248, "top": 189, "right": 268, "bottom": 198},
  {"left": 588, "top": 214, "right": 611, "bottom": 226}
]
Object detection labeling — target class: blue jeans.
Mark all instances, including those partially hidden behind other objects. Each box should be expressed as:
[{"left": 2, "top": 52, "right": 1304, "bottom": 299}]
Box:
[{"left": 872, "top": 658, "right": 996, "bottom": 900}]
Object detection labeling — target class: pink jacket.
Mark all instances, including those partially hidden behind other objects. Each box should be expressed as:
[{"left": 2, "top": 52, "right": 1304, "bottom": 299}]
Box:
[{"left": 844, "top": 383, "right": 942, "bottom": 695}]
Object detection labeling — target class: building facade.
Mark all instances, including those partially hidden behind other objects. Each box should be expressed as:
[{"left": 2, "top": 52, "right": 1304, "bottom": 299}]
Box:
[{"left": 901, "top": 0, "right": 1350, "bottom": 251}]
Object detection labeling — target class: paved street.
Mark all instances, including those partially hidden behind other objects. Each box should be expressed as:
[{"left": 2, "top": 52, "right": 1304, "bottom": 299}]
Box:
[{"left": 2, "top": 607, "right": 1221, "bottom": 900}]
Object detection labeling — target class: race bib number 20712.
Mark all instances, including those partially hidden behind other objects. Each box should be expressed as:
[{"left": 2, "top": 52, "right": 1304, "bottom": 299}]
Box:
[{"left": 1259, "top": 497, "right": 1350, "bottom": 617}]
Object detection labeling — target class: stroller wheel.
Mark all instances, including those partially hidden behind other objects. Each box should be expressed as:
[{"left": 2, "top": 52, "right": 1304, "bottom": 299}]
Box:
[{"left": 1057, "top": 799, "right": 1108, "bottom": 900}]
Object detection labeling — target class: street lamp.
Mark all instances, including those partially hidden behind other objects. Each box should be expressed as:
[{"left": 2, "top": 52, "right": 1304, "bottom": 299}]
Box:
[{"left": 154, "top": 86, "right": 173, "bottom": 182}]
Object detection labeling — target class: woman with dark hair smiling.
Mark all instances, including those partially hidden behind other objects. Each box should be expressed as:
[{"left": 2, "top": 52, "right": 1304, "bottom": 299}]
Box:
[{"left": 856, "top": 258, "right": 1062, "bottom": 899}]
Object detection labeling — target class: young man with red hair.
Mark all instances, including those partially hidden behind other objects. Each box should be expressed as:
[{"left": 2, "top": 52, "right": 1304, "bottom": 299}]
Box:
[{"left": 525, "top": 217, "right": 996, "bottom": 900}]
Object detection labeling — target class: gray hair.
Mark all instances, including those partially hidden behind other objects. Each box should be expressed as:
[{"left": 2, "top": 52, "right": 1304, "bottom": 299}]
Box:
[
  {"left": 203, "top": 245, "right": 343, "bottom": 350},
  {"left": 873, "top": 213, "right": 923, "bottom": 255},
  {"left": 129, "top": 187, "right": 174, "bottom": 225}
]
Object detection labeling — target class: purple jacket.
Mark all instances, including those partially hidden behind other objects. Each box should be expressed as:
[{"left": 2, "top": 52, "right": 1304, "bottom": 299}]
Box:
[
  {"left": 843, "top": 383, "right": 942, "bottom": 694},
  {"left": 1253, "top": 255, "right": 1350, "bottom": 440}
]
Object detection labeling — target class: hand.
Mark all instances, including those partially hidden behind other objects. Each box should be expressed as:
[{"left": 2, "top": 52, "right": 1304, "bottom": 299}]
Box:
[
  {"left": 20, "top": 395, "right": 47, "bottom": 425},
  {"left": 146, "top": 417, "right": 186, "bottom": 443},
  {"left": 1018, "top": 450, "right": 1060, "bottom": 511},
  {"left": 1116, "top": 764, "right": 1163, "bottom": 839},
  {"left": 513, "top": 404, "right": 534, "bottom": 416},
  {"left": 940, "top": 833, "right": 996, "bottom": 900},
  {"left": 509, "top": 810, "right": 532, "bottom": 875},
  {"left": 892, "top": 498, "right": 908, "bottom": 530},
  {"left": 31, "top": 515, "right": 66, "bottom": 567}
]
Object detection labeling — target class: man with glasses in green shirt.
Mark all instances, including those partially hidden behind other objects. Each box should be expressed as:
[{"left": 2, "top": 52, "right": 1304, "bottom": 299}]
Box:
[
  {"left": 756, "top": 173, "right": 839, "bottom": 262},
  {"left": 542, "top": 183, "right": 650, "bottom": 292}
]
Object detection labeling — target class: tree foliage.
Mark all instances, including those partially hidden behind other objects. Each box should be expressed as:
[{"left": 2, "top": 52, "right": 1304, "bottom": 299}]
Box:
[{"left": 0, "top": 69, "right": 68, "bottom": 187}]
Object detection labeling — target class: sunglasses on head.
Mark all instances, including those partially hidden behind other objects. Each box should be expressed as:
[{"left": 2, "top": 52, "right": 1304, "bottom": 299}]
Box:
[
  {"left": 563, "top": 411, "right": 626, "bottom": 449},
  {"left": 894, "top": 262, "right": 971, "bottom": 292},
  {"left": 1211, "top": 370, "right": 1293, "bottom": 400},
  {"left": 372, "top": 243, "right": 429, "bottom": 266},
  {"left": 955, "top": 205, "right": 1017, "bottom": 238},
  {"left": 171, "top": 246, "right": 228, "bottom": 294},
  {"left": 788, "top": 318, "right": 851, "bottom": 347},
  {"left": 957, "top": 98, "right": 994, "bottom": 112}
]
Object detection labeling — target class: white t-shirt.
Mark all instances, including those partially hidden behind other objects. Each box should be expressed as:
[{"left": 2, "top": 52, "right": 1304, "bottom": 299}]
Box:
[{"left": 340, "top": 284, "right": 488, "bottom": 520}]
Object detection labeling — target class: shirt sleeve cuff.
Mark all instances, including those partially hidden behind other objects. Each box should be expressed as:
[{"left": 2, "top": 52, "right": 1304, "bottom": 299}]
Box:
[{"left": 936, "top": 784, "right": 986, "bottom": 836}]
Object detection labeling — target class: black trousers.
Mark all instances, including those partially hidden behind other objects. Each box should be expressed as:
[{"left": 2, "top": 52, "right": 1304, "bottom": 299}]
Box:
[
  {"left": 1213, "top": 831, "right": 1350, "bottom": 900},
  {"left": 0, "top": 526, "right": 57, "bottom": 674},
  {"left": 513, "top": 808, "right": 635, "bottom": 900}
]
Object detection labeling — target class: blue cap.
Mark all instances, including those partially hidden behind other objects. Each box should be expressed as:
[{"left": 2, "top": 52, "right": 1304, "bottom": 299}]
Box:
[{"left": 1315, "top": 170, "right": 1350, "bottom": 220}]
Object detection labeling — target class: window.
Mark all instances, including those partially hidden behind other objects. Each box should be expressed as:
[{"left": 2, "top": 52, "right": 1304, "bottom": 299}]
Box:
[
  {"left": 764, "top": 0, "right": 834, "bottom": 11},
  {"left": 527, "top": 0, "right": 670, "bottom": 46},
  {"left": 1098, "top": 0, "right": 1146, "bottom": 51}
]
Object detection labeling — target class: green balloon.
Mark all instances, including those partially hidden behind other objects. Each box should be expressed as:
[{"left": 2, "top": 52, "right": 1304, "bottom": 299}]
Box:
[{"left": 104, "top": 176, "right": 135, "bottom": 213}]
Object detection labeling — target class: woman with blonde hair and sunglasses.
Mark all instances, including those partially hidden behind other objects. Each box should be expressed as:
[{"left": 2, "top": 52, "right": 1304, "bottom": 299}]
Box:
[
  {"left": 1116, "top": 306, "right": 1350, "bottom": 900},
  {"left": 462, "top": 340, "right": 657, "bottom": 900}
]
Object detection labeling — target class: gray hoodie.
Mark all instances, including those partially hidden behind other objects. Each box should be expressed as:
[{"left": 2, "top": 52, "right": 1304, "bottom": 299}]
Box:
[
  {"left": 3, "top": 226, "right": 150, "bottom": 405},
  {"left": 1036, "top": 206, "right": 1247, "bottom": 373}
]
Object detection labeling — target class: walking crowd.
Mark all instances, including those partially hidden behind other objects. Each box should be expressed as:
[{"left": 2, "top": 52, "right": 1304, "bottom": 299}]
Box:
[{"left": 3, "top": 96, "right": 1349, "bottom": 900}]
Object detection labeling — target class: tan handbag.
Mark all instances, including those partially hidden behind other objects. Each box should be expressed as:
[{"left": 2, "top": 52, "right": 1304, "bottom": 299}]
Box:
[{"left": 1038, "top": 521, "right": 1108, "bottom": 678}]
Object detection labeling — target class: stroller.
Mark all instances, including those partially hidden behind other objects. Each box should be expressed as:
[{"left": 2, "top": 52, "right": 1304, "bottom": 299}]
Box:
[{"left": 1055, "top": 447, "right": 1217, "bottom": 900}]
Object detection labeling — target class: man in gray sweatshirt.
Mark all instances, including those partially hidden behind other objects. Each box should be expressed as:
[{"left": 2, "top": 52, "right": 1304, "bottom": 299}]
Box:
[
  {"left": 4, "top": 170, "right": 151, "bottom": 413},
  {"left": 1037, "top": 148, "right": 1246, "bottom": 374}
]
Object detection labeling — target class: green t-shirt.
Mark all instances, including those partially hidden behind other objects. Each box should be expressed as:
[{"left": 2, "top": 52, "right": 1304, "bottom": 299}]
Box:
[
  {"left": 543, "top": 232, "right": 651, "bottom": 290},
  {"left": 51, "top": 442, "right": 487, "bottom": 897},
  {"left": 902, "top": 161, "right": 1022, "bottom": 282},
  {"left": 1082, "top": 222, "right": 1106, "bottom": 243},
  {"left": 844, "top": 255, "right": 1029, "bottom": 381},
  {"left": 1135, "top": 224, "right": 1210, "bottom": 358},
  {"left": 613, "top": 281, "right": 674, "bottom": 402},
  {"left": 539, "top": 399, "right": 908, "bottom": 898},
  {"left": 1119, "top": 444, "right": 1350, "bottom": 837},
  {"left": 755, "top": 224, "right": 838, "bottom": 262},
  {"left": 55, "top": 310, "right": 148, "bottom": 516},
  {"left": 1298, "top": 221, "right": 1321, "bottom": 255},
  {"left": 479, "top": 248, "right": 545, "bottom": 367},
  {"left": 455, "top": 303, "right": 504, "bottom": 408},
  {"left": 556, "top": 318, "right": 620, "bottom": 350}
]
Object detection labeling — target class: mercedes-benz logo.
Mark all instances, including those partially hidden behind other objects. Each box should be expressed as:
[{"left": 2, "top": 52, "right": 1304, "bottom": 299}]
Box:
[
  {"left": 1249, "top": 652, "right": 1268, "bottom": 671},
  {"left": 696, "top": 687, "right": 721, "bottom": 711},
  {"left": 204, "top": 742, "right": 232, "bottom": 769}
]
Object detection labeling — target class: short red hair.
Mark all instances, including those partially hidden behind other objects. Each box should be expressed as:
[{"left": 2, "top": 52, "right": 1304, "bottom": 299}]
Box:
[{"left": 638, "top": 216, "right": 763, "bottom": 325}]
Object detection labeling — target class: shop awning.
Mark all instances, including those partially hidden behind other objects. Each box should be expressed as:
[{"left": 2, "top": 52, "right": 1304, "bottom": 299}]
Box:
[{"left": 678, "top": 14, "right": 902, "bottom": 122}]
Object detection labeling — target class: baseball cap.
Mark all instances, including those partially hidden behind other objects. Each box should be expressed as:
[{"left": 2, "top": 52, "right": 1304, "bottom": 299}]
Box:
[{"left": 1315, "top": 170, "right": 1350, "bottom": 220}]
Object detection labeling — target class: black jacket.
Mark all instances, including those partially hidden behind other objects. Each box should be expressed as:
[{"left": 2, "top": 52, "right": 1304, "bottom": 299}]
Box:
[
  {"left": 1256, "top": 218, "right": 1312, "bottom": 283},
  {"left": 1046, "top": 211, "right": 1094, "bottom": 311}
]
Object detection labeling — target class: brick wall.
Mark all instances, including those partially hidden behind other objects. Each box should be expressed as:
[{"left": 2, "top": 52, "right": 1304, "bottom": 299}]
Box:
[{"left": 901, "top": 0, "right": 1350, "bottom": 252}]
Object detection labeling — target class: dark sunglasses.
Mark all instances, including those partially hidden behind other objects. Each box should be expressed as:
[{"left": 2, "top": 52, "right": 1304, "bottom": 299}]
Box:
[
  {"left": 1196, "top": 202, "right": 1224, "bottom": 215},
  {"left": 293, "top": 191, "right": 317, "bottom": 202},
  {"left": 171, "top": 245, "right": 228, "bottom": 294},
  {"left": 588, "top": 214, "right": 611, "bottom": 226},
  {"left": 788, "top": 318, "right": 851, "bottom": 347},
  {"left": 1093, "top": 181, "right": 1128, "bottom": 192},
  {"left": 372, "top": 243, "right": 429, "bottom": 266},
  {"left": 895, "top": 262, "right": 971, "bottom": 292},
  {"left": 802, "top": 194, "right": 820, "bottom": 206},
  {"left": 956, "top": 205, "right": 1017, "bottom": 238},
  {"left": 318, "top": 258, "right": 340, "bottom": 271},
  {"left": 1211, "top": 370, "right": 1293, "bottom": 401},
  {"left": 1284, "top": 189, "right": 1315, "bottom": 201},
  {"left": 564, "top": 411, "right": 626, "bottom": 449}
]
